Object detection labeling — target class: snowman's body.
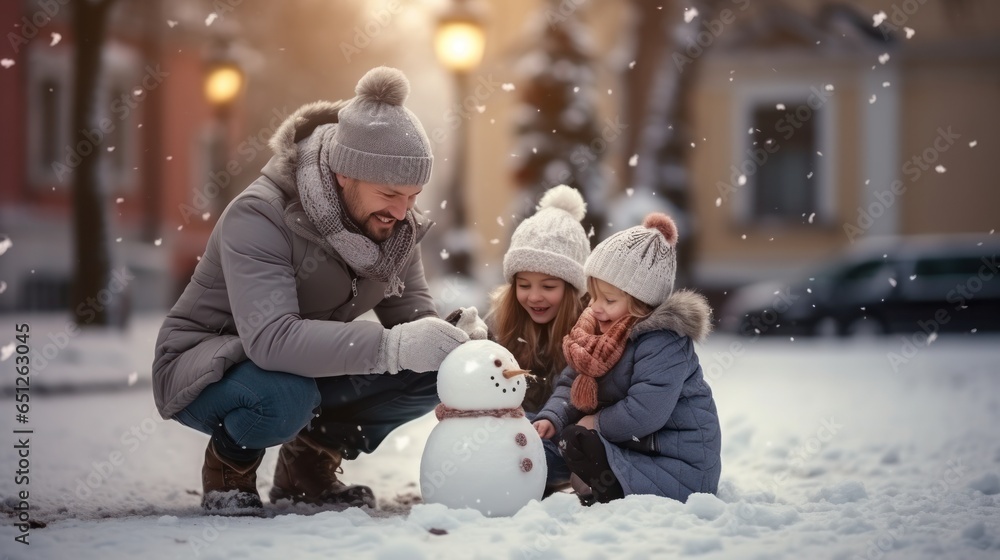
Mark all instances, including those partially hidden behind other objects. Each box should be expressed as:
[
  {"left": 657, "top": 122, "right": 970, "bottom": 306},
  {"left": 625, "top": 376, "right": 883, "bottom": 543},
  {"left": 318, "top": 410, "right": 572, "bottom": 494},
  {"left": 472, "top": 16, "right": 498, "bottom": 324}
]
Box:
[{"left": 420, "top": 340, "right": 547, "bottom": 517}]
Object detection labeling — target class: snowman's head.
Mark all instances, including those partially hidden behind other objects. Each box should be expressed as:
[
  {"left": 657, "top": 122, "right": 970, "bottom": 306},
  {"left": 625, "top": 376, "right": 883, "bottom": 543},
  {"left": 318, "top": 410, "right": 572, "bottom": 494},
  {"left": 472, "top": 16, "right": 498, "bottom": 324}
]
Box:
[{"left": 437, "top": 340, "right": 530, "bottom": 410}]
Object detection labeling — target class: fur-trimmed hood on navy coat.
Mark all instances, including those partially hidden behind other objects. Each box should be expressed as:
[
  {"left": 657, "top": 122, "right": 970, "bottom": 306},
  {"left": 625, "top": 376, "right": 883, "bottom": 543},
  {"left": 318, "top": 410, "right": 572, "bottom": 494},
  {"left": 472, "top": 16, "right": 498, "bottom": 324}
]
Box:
[{"left": 536, "top": 289, "right": 722, "bottom": 502}]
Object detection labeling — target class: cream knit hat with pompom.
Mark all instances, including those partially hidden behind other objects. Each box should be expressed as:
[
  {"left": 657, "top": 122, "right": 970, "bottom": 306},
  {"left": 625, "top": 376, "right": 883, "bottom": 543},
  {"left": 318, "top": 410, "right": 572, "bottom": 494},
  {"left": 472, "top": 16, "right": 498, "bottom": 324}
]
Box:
[
  {"left": 585, "top": 212, "right": 678, "bottom": 307},
  {"left": 503, "top": 185, "right": 590, "bottom": 294}
]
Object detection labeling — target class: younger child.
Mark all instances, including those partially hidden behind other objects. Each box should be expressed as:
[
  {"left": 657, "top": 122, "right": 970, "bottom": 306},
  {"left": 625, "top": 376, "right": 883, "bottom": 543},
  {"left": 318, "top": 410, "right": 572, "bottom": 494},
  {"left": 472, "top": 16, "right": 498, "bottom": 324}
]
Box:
[
  {"left": 489, "top": 184, "right": 591, "bottom": 413},
  {"left": 533, "top": 212, "right": 721, "bottom": 504}
]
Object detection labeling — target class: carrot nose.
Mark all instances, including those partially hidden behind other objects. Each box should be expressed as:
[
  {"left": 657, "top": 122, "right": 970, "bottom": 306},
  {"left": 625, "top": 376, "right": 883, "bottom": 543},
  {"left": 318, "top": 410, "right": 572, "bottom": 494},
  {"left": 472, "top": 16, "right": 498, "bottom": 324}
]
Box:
[{"left": 502, "top": 368, "right": 530, "bottom": 379}]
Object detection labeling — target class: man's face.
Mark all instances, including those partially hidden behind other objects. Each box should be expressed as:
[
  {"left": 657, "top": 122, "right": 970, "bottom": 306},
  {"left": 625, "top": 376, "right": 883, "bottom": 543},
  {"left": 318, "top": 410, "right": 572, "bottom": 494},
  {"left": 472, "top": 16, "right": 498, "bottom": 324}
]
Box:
[{"left": 337, "top": 174, "right": 423, "bottom": 242}]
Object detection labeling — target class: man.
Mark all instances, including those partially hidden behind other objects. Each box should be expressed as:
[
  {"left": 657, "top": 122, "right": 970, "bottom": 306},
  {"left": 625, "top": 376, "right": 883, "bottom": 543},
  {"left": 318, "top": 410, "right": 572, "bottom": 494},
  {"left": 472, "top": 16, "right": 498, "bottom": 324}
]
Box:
[{"left": 152, "top": 66, "right": 480, "bottom": 514}]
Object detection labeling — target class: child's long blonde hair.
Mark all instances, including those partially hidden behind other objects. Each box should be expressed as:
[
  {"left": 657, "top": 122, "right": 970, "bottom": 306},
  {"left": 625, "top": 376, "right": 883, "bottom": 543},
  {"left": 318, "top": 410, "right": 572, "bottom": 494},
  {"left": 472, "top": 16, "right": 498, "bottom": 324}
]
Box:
[{"left": 489, "top": 281, "right": 584, "bottom": 375}]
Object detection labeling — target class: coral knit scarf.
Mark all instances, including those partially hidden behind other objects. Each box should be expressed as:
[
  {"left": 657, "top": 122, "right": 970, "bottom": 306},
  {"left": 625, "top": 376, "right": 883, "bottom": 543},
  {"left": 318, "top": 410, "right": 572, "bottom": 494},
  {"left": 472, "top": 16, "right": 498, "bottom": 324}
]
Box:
[{"left": 562, "top": 308, "right": 638, "bottom": 413}]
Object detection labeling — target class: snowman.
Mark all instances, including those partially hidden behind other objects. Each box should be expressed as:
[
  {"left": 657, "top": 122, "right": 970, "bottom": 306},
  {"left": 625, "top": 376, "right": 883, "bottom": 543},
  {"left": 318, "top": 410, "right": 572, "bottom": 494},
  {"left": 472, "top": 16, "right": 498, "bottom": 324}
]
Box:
[{"left": 420, "top": 340, "right": 547, "bottom": 517}]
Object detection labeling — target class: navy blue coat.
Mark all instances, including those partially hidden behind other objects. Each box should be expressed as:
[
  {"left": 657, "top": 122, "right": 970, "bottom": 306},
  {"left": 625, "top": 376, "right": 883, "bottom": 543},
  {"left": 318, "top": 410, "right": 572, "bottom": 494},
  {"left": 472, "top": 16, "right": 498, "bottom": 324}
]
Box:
[{"left": 536, "top": 290, "right": 721, "bottom": 502}]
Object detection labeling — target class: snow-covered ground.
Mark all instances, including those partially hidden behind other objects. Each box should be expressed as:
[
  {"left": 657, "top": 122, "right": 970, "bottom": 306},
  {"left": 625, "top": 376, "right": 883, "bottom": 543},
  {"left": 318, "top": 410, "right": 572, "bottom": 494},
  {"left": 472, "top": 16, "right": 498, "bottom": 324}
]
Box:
[{"left": 1, "top": 313, "right": 999, "bottom": 559}]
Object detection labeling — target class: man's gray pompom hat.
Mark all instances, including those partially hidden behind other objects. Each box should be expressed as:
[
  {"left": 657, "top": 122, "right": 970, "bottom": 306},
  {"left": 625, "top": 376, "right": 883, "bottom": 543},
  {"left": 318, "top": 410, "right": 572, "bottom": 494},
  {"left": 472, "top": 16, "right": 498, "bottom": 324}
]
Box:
[
  {"left": 328, "top": 66, "right": 433, "bottom": 185},
  {"left": 503, "top": 185, "right": 590, "bottom": 294},
  {"left": 585, "top": 213, "right": 679, "bottom": 307}
]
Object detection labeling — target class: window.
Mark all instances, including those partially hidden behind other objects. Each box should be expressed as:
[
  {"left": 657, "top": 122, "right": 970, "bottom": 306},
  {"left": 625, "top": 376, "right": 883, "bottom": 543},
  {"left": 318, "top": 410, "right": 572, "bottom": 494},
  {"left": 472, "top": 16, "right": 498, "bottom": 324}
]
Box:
[
  {"left": 730, "top": 83, "right": 837, "bottom": 227},
  {"left": 749, "top": 104, "right": 817, "bottom": 221},
  {"left": 39, "top": 79, "right": 61, "bottom": 169}
]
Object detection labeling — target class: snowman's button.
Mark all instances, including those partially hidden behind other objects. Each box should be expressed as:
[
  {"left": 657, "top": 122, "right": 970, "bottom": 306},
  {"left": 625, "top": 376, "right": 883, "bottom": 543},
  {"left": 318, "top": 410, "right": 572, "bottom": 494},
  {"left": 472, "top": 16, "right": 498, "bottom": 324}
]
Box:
[
  {"left": 520, "top": 458, "right": 533, "bottom": 472},
  {"left": 515, "top": 433, "right": 527, "bottom": 447}
]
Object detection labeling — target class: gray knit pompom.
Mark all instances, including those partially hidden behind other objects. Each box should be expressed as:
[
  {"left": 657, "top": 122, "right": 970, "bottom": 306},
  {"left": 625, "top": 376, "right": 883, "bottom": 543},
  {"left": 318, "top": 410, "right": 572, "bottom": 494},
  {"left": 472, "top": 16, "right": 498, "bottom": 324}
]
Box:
[{"left": 355, "top": 66, "right": 410, "bottom": 106}]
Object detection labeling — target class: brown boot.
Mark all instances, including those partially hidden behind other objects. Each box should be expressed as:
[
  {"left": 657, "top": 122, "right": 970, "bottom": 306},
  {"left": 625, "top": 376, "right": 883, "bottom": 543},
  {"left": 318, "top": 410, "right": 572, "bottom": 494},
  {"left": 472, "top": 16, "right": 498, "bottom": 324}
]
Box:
[
  {"left": 269, "top": 433, "right": 376, "bottom": 508},
  {"left": 201, "top": 440, "right": 264, "bottom": 515}
]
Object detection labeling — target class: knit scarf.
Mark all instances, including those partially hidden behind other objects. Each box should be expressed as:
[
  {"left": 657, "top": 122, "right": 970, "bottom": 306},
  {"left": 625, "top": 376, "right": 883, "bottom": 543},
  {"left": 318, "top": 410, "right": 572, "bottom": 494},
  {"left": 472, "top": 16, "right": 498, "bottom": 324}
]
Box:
[
  {"left": 295, "top": 124, "right": 416, "bottom": 297},
  {"left": 434, "top": 403, "right": 526, "bottom": 420},
  {"left": 562, "top": 308, "right": 638, "bottom": 413}
]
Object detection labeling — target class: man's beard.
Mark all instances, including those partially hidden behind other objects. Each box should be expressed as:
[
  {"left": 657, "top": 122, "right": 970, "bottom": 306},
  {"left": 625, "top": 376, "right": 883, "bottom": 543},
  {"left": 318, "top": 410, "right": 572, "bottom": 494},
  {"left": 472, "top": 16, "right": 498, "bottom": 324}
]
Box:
[{"left": 339, "top": 183, "right": 397, "bottom": 243}]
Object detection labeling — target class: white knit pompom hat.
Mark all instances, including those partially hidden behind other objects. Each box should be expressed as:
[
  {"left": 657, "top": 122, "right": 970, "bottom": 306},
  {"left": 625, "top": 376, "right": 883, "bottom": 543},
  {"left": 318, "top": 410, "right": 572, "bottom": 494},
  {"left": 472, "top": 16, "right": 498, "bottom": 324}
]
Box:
[
  {"left": 585, "top": 212, "right": 678, "bottom": 307},
  {"left": 503, "top": 185, "right": 590, "bottom": 294}
]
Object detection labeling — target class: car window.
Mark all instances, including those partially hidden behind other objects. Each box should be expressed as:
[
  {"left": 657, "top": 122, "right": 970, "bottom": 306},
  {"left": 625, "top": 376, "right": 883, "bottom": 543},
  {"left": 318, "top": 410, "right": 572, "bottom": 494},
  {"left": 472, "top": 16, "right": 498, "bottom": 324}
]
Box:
[
  {"left": 914, "top": 257, "right": 983, "bottom": 277},
  {"left": 839, "top": 260, "right": 890, "bottom": 281}
]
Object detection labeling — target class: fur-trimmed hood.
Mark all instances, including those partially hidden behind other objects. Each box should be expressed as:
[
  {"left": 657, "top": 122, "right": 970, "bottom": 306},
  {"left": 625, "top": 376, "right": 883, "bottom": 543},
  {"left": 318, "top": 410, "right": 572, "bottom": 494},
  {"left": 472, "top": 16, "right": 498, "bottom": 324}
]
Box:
[
  {"left": 262, "top": 100, "right": 350, "bottom": 194},
  {"left": 631, "top": 289, "right": 713, "bottom": 343}
]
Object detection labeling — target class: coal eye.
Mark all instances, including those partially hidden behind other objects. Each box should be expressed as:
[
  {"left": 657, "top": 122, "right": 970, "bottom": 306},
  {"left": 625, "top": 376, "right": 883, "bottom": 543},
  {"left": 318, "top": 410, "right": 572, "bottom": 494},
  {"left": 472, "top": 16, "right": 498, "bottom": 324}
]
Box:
[{"left": 494, "top": 359, "right": 502, "bottom": 367}]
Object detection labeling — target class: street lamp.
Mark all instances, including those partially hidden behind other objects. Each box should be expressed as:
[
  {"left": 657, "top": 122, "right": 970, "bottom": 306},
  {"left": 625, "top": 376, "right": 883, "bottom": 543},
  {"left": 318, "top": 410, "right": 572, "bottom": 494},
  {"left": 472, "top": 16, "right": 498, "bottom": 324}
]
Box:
[
  {"left": 435, "top": 0, "right": 486, "bottom": 276},
  {"left": 203, "top": 35, "right": 244, "bottom": 217}
]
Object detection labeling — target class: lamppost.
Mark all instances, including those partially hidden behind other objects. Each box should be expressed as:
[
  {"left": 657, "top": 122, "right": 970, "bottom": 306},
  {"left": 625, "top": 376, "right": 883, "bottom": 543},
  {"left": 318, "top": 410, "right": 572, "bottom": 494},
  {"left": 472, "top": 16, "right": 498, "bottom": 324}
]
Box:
[
  {"left": 434, "top": 0, "right": 486, "bottom": 276},
  {"left": 203, "top": 35, "right": 244, "bottom": 218}
]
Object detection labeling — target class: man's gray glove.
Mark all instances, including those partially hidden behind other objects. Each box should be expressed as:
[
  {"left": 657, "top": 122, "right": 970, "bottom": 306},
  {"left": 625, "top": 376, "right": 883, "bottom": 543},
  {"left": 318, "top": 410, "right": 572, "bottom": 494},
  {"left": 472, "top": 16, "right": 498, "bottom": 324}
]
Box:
[{"left": 373, "top": 317, "right": 470, "bottom": 374}]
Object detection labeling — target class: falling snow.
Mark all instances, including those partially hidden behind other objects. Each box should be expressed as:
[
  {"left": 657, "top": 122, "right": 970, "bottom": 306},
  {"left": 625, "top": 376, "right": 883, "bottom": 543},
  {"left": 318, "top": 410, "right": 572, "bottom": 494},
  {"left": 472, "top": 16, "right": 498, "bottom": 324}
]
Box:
[
  {"left": 715, "top": 198, "right": 722, "bottom": 208},
  {"left": 684, "top": 7, "right": 699, "bottom": 23},
  {"left": 167, "top": 20, "right": 179, "bottom": 28},
  {"left": 205, "top": 13, "right": 218, "bottom": 26},
  {"left": 440, "top": 249, "right": 450, "bottom": 260},
  {"left": 496, "top": 216, "right": 504, "bottom": 227},
  {"left": 501, "top": 83, "right": 516, "bottom": 92},
  {"left": 154, "top": 239, "right": 162, "bottom": 246},
  {"left": 625, "top": 188, "right": 635, "bottom": 197},
  {"left": 878, "top": 53, "right": 890, "bottom": 65},
  {"left": 872, "top": 11, "right": 887, "bottom": 26},
  {"left": 776, "top": 103, "right": 786, "bottom": 110},
  {"left": 935, "top": 165, "right": 946, "bottom": 174},
  {"left": 440, "top": 200, "right": 448, "bottom": 210},
  {"left": 201, "top": 212, "right": 211, "bottom": 220},
  {"left": 969, "top": 140, "right": 978, "bottom": 148},
  {"left": 50, "top": 33, "right": 62, "bottom": 46},
  {"left": 0, "top": 59, "right": 14, "bottom": 69},
  {"left": 0, "top": 236, "right": 12, "bottom": 256},
  {"left": 808, "top": 212, "right": 816, "bottom": 224},
  {"left": 628, "top": 154, "right": 638, "bottom": 167},
  {"left": 905, "top": 27, "right": 916, "bottom": 39}
]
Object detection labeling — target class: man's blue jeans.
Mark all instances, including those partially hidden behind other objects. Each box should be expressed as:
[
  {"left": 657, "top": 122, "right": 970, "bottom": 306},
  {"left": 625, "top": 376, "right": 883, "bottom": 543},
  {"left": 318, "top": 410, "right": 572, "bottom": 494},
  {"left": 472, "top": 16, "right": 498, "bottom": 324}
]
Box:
[{"left": 175, "top": 359, "right": 439, "bottom": 458}]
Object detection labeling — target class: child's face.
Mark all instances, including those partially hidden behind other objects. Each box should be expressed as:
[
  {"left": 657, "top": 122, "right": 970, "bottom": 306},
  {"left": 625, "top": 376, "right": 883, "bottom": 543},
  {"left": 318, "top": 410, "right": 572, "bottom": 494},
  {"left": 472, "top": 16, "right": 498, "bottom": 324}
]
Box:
[
  {"left": 515, "top": 272, "right": 566, "bottom": 324},
  {"left": 589, "top": 279, "right": 629, "bottom": 334}
]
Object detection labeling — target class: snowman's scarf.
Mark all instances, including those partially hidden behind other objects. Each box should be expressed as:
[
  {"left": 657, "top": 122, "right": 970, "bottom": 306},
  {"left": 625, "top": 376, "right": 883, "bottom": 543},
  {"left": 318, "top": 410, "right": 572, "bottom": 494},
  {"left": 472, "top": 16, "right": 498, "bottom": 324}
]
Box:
[
  {"left": 434, "top": 403, "right": 525, "bottom": 421},
  {"left": 562, "top": 308, "right": 639, "bottom": 414}
]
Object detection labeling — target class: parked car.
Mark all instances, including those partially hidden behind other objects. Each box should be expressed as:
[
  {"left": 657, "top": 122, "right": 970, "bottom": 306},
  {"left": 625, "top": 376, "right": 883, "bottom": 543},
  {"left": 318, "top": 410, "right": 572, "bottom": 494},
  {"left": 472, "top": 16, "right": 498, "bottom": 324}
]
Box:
[{"left": 718, "top": 235, "right": 1000, "bottom": 336}]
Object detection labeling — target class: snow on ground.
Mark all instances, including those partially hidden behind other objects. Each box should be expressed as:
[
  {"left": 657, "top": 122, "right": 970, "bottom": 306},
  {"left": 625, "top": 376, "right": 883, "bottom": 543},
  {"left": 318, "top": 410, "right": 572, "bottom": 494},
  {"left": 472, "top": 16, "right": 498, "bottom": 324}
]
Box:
[{"left": 1, "top": 313, "right": 999, "bottom": 559}]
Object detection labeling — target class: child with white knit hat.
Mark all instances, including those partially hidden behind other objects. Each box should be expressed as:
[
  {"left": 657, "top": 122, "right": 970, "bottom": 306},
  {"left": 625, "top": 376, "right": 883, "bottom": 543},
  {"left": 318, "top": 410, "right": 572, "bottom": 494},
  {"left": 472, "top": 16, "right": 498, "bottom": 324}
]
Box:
[
  {"left": 532, "top": 212, "right": 722, "bottom": 505},
  {"left": 489, "top": 184, "right": 591, "bottom": 414}
]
